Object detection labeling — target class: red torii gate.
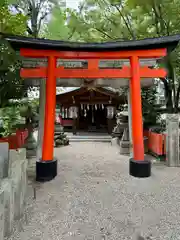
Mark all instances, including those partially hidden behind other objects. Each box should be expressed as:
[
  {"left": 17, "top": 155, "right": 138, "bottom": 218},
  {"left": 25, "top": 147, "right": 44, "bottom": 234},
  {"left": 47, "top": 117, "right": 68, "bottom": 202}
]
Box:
[{"left": 3, "top": 33, "right": 180, "bottom": 181}]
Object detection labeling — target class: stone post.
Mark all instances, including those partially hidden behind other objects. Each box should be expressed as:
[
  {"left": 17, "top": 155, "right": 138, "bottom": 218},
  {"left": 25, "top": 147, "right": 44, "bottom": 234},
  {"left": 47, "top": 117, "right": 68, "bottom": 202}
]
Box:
[
  {"left": 127, "top": 89, "right": 133, "bottom": 158},
  {"left": 0, "top": 142, "right": 9, "bottom": 178},
  {"left": 166, "top": 114, "right": 179, "bottom": 167},
  {"left": 0, "top": 190, "right": 4, "bottom": 240},
  {"left": 37, "top": 79, "right": 46, "bottom": 160}
]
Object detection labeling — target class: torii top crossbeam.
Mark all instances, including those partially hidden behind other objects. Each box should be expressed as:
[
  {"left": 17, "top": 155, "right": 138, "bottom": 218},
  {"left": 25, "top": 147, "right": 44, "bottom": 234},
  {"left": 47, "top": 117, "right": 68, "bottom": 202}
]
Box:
[
  {"left": 3, "top": 33, "right": 180, "bottom": 87},
  {"left": 3, "top": 33, "right": 179, "bottom": 51},
  {"left": 2, "top": 33, "right": 180, "bottom": 181}
]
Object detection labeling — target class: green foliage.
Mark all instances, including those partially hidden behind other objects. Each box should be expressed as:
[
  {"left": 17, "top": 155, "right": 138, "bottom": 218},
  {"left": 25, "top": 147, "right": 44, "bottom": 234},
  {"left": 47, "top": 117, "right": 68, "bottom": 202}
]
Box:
[
  {"left": 118, "top": 86, "right": 160, "bottom": 127},
  {"left": 54, "top": 132, "right": 69, "bottom": 147},
  {"left": 0, "top": 98, "right": 39, "bottom": 137},
  {"left": 0, "top": 106, "right": 21, "bottom": 136},
  {"left": 0, "top": 1, "right": 27, "bottom": 34},
  {"left": 43, "top": 7, "right": 70, "bottom": 40},
  {"left": 11, "top": 0, "right": 61, "bottom": 37},
  {"left": 0, "top": 41, "right": 28, "bottom": 107},
  {"left": 64, "top": 0, "right": 180, "bottom": 42},
  {"left": 19, "top": 99, "right": 39, "bottom": 123},
  {"left": 141, "top": 87, "right": 160, "bottom": 128},
  {"left": 0, "top": 1, "right": 28, "bottom": 108},
  {"left": 54, "top": 0, "right": 180, "bottom": 114}
]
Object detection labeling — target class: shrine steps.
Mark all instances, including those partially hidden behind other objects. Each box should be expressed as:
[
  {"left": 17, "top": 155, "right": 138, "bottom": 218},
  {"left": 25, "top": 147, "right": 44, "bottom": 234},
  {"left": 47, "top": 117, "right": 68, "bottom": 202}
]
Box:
[{"left": 67, "top": 134, "right": 112, "bottom": 143}]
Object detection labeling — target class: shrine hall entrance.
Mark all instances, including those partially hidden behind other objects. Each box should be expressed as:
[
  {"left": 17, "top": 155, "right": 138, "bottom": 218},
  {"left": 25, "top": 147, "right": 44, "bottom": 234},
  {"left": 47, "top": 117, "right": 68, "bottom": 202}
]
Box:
[
  {"left": 78, "top": 104, "right": 107, "bottom": 132},
  {"left": 56, "top": 87, "right": 122, "bottom": 133}
]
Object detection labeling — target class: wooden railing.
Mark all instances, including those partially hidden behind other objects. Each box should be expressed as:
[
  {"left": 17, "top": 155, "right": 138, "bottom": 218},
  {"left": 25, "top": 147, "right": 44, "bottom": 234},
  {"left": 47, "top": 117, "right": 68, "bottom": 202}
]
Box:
[{"left": 0, "top": 129, "right": 28, "bottom": 149}]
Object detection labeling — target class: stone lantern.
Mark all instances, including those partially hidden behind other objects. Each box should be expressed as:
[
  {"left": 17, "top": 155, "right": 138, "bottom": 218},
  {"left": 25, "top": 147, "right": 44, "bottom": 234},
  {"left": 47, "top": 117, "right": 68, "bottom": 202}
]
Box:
[
  {"left": 69, "top": 106, "right": 78, "bottom": 135},
  {"left": 106, "top": 105, "right": 115, "bottom": 134},
  {"left": 106, "top": 105, "right": 115, "bottom": 119},
  {"left": 69, "top": 106, "right": 78, "bottom": 119}
]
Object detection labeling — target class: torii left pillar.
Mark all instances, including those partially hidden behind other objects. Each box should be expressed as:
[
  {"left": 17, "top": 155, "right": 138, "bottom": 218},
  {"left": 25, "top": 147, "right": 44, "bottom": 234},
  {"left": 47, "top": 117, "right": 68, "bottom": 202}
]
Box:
[{"left": 36, "top": 56, "right": 57, "bottom": 181}]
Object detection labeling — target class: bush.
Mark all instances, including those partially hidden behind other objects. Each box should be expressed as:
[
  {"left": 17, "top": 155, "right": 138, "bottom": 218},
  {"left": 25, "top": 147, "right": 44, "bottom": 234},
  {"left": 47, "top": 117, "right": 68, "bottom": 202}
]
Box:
[
  {"left": 54, "top": 132, "right": 69, "bottom": 147},
  {"left": 0, "top": 106, "right": 21, "bottom": 137}
]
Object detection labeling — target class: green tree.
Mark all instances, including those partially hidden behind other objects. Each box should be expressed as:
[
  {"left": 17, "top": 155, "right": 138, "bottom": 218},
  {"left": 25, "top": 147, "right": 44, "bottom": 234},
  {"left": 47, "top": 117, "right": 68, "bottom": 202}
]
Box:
[
  {"left": 141, "top": 86, "right": 160, "bottom": 128},
  {"left": 127, "top": 0, "right": 180, "bottom": 113},
  {"left": 12, "top": 0, "right": 66, "bottom": 37},
  {"left": 44, "top": 3, "right": 86, "bottom": 41},
  {"left": 0, "top": 0, "right": 27, "bottom": 34},
  {"left": 61, "top": 0, "right": 180, "bottom": 114},
  {"left": 43, "top": 7, "right": 70, "bottom": 40},
  {"left": 0, "top": 0, "right": 28, "bottom": 107}
]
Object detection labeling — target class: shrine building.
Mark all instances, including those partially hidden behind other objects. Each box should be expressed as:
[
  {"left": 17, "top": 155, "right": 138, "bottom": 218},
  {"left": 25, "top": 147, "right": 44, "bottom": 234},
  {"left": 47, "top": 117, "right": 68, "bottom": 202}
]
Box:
[{"left": 56, "top": 87, "right": 125, "bottom": 134}]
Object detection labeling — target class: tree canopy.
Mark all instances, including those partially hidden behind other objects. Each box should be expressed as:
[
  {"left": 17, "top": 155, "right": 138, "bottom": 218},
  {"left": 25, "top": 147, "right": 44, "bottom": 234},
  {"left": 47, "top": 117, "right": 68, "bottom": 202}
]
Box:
[
  {"left": 45, "top": 0, "right": 180, "bottom": 114},
  {"left": 0, "top": 0, "right": 64, "bottom": 107},
  {"left": 1, "top": 0, "right": 180, "bottom": 115},
  {"left": 42, "top": 0, "right": 180, "bottom": 126},
  {"left": 0, "top": 0, "right": 28, "bottom": 107}
]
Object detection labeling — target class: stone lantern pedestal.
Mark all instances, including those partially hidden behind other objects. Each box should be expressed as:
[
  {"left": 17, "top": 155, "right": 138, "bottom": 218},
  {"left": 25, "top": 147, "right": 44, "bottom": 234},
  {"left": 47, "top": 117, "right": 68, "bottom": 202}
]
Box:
[
  {"left": 112, "top": 111, "right": 131, "bottom": 155},
  {"left": 119, "top": 112, "right": 131, "bottom": 155}
]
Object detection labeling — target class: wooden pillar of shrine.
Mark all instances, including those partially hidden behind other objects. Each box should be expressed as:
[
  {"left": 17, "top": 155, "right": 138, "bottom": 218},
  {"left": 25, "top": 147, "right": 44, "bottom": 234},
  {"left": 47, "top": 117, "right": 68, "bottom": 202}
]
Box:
[
  {"left": 73, "top": 119, "right": 77, "bottom": 135},
  {"left": 36, "top": 56, "right": 57, "bottom": 182},
  {"left": 107, "top": 119, "right": 113, "bottom": 134},
  {"left": 129, "top": 56, "right": 151, "bottom": 178}
]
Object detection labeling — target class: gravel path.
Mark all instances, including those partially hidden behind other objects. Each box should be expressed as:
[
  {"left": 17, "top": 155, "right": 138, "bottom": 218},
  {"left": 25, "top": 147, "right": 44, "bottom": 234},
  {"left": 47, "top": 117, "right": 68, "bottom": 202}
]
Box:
[{"left": 8, "top": 143, "right": 180, "bottom": 240}]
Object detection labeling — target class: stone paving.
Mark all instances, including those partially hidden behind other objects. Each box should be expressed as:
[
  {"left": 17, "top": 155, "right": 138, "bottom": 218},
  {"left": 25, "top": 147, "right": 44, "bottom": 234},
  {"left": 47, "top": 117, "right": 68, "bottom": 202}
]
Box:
[{"left": 8, "top": 143, "right": 180, "bottom": 240}]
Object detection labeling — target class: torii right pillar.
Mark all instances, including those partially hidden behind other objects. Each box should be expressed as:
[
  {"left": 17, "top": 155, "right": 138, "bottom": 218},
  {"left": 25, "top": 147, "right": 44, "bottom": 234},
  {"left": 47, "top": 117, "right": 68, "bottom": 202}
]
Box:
[{"left": 129, "top": 55, "right": 151, "bottom": 178}]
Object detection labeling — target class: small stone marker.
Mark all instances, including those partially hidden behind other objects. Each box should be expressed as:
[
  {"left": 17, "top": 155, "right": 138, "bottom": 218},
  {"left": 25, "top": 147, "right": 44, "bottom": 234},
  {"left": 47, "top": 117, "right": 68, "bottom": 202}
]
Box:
[
  {"left": 0, "top": 190, "right": 5, "bottom": 240},
  {"left": 2, "top": 180, "right": 14, "bottom": 236},
  {"left": 0, "top": 142, "right": 9, "bottom": 178},
  {"left": 166, "top": 114, "right": 180, "bottom": 167}
]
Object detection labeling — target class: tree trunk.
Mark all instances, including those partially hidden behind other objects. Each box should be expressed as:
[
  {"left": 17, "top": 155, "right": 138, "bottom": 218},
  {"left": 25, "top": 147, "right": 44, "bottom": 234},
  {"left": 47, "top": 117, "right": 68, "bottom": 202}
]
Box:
[
  {"left": 160, "top": 54, "right": 177, "bottom": 114},
  {"left": 175, "top": 82, "right": 180, "bottom": 113},
  {"left": 161, "top": 78, "right": 174, "bottom": 113}
]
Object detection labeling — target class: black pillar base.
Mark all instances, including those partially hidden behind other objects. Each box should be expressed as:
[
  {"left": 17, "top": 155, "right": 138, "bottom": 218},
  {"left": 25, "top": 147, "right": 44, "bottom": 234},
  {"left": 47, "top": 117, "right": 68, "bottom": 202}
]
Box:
[
  {"left": 129, "top": 158, "right": 151, "bottom": 178},
  {"left": 36, "top": 158, "right": 57, "bottom": 182}
]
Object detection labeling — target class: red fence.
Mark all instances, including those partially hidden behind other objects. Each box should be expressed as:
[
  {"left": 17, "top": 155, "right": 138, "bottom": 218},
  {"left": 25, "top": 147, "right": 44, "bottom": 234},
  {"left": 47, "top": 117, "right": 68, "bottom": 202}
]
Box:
[
  {"left": 62, "top": 119, "right": 73, "bottom": 127},
  {"left": 0, "top": 129, "right": 28, "bottom": 149},
  {"left": 0, "top": 127, "right": 166, "bottom": 155},
  {"left": 143, "top": 130, "right": 166, "bottom": 158},
  {"left": 163, "top": 133, "right": 166, "bottom": 155}
]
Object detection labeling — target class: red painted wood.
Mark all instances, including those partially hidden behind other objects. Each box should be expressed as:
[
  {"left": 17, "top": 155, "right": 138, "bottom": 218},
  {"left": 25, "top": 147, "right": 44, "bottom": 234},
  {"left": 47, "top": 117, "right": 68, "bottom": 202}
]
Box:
[
  {"left": 148, "top": 131, "right": 164, "bottom": 156},
  {"left": 140, "top": 67, "right": 166, "bottom": 78},
  {"left": 130, "top": 56, "right": 144, "bottom": 161},
  {"left": 143, "top": 130, "right": 149, "bottom": 138},
  {"left": 21, "top": 66, "right": 166, "bottom": 79},
  {"left": 42, "top": 56, "right": 56, "bottom": 161},
  {"left": 88, "top": 59, "right": 99, "bottom": 69},
  {"left": 62, "top": 119, "right": 73, "bottom": 126},
  {"left": 21, "top": 67, "right": 47, "bottom": 78},
  {"left": 56, "top": 66, "right": 130, "bottom": 78},
  {"left": 20, "top": 48, "right": 167, "bottom": 59},
  {"left": 163, "top": 133, "right": 166, "bottom": 156},
  {"left": 19, "top": 46, "right": 168, "bottom": 164},
  {"left": 16, "top": 130, "right": 23, "bottom": 147},
  {"left": 0, "top": 129, "right": 28, "bottom": 149}
]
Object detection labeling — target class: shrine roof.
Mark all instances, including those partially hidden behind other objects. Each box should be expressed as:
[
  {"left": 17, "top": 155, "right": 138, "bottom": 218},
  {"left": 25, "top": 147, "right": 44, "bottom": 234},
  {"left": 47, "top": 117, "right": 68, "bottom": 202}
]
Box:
[
  {"left": 59, "top": 87, "right": 79, "bottom": 94},
  {"left": 57, "top": 87, "right": 118, "bottom": 95},
  {"left": 56, "top": 87, "right": 121, "bottom": 100},
  {"left": 1, "top": 33, "right": 180, "bottom": 52},
  {"left": 56, "top": 87, "right": 124, "bottom": 105}
]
